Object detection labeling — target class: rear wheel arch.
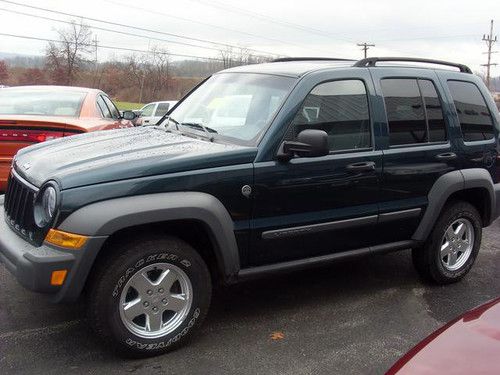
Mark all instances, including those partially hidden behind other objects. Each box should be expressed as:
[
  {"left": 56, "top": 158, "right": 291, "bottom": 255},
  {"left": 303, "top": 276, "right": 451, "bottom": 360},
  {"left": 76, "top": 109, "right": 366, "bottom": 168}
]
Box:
[{"left": 413, "top": 169, "right": 495, "bottom": 241}]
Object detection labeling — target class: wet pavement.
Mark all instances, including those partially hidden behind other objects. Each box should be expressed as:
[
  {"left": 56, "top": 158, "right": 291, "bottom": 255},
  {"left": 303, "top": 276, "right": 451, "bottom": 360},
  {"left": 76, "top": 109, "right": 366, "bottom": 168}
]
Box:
[{"left": 1, "top": 219, "right": 499, "bottom": 374}]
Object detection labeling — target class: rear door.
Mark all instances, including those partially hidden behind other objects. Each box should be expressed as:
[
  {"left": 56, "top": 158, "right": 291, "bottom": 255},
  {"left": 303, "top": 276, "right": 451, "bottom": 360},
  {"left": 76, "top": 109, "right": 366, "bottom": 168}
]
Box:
[
  {"left": 151, "top": 102, "right": 170, "bottom": 125},
  {"left": 370, "top": 68, "right": 459, "bottom": 243}
]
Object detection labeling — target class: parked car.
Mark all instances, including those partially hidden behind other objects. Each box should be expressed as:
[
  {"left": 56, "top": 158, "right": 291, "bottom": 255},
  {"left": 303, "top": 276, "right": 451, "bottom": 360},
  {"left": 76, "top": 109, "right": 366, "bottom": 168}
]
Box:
[
  {"left": 136, "top": 100, "right": 178, "bottom": 126},
  {"left": 0, "top": 85, "right": 136, "bottom": 191},
  {"left": 1, "top": 57, "right": 500, "bottom": 358},
  {"left": 387, "top": 297, "right": 500, "bottom": 374}
]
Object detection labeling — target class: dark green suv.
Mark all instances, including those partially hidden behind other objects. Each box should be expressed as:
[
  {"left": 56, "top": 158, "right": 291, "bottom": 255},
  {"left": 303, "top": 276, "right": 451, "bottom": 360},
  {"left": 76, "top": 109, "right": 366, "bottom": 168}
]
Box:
[{"left": 1, "top": 57, "right": 500, "bottom": 357}]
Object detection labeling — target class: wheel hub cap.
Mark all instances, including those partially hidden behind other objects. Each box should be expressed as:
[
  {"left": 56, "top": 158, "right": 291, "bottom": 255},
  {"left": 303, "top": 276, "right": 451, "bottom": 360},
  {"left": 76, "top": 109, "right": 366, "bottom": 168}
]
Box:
[
  {"left": 440, "top": 218, "right": 474, "bottom": 271},
  {"left": 119, "top": 262, "right": 193, "bottom": 339}
]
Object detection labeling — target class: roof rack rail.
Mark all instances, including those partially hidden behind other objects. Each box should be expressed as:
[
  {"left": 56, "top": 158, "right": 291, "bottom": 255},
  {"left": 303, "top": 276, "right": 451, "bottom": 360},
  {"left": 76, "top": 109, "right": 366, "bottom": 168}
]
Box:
[
  {"left": 353, "top": 57, "right": 472, "bottom": 74},
  {"left": 272, "top": 57, "right": 355, "bottom": 63}
]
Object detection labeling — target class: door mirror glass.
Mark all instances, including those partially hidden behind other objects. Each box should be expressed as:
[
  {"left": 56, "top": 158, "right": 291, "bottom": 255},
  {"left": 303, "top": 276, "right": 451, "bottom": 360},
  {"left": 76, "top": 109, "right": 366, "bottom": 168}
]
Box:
[{"left": 122, "top": 110, "right": 137, "bottom": 120}]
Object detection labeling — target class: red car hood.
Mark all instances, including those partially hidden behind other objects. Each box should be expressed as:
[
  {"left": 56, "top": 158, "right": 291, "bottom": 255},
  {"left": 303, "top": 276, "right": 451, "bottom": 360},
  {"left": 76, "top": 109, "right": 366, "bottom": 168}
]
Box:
[{"left": 387, "top": 298, "right": 500, "bottom": 374}]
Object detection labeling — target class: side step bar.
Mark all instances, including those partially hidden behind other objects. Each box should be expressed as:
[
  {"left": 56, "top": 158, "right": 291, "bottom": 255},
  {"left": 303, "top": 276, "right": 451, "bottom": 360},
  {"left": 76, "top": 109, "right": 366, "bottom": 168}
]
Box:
[{"left": 237, "top": 240, "right": 418, "bottom": 281}]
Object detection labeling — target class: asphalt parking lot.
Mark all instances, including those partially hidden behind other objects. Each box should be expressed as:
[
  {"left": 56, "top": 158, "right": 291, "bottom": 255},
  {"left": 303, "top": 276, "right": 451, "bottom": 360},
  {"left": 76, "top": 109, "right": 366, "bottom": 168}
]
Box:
[{"left": 1, "top": 220, "right": 499, "bottom": 375}]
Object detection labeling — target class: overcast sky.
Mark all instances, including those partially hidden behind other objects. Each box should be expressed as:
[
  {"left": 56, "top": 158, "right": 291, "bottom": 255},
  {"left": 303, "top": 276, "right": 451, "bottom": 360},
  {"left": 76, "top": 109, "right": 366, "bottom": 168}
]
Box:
[{"left": 0, "top": 0, "right": 498, "bottom": 74}]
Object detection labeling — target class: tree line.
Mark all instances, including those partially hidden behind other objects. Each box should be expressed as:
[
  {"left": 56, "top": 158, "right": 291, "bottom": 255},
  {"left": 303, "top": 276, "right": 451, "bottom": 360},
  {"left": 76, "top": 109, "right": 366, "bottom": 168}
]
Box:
[{"left": 0, "top": 21, "right": 273, "bottom": 103}]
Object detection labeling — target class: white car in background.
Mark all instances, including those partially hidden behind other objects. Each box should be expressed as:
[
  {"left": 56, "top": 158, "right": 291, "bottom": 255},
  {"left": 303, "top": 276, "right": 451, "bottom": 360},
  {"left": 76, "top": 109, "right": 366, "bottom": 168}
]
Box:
[{"left": 137, "top": 100, "right": 178, "bottom": 125}]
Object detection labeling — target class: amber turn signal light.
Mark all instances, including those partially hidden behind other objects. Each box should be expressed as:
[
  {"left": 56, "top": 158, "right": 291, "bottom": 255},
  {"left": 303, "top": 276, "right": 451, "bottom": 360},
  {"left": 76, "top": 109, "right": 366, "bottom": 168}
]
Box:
[
  {"left": 50, "top": 270, "right": 68, "bottom": 286},
  {"left": 45, "top": 229, "right": 88, "bottom": 249}
]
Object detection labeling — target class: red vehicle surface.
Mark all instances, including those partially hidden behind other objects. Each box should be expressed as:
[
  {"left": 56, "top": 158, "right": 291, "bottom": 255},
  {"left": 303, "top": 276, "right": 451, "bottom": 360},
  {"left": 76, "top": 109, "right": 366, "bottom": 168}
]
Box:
[
  {"left": 387, "top": 298, "right": 500, "bottom": 374},
  {"left": 0, "top": 86, "right": 134, "bottom": 191}
]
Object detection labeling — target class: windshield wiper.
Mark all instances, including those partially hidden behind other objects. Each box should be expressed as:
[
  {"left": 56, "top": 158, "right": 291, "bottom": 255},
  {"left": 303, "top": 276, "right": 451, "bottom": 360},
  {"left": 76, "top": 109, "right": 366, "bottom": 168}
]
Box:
[{"left": 180, "top": 122, "right": 218, "bottom": 142}]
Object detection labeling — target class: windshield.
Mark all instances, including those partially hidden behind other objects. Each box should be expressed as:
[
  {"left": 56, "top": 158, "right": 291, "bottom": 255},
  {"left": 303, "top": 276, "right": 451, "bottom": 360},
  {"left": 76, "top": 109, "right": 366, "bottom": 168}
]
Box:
[
  {"left": 163, "top": 73, "right": 296, "bottom": 144},
  {"left": 0, "top": 89, "right": 86, "bottom": 117}
]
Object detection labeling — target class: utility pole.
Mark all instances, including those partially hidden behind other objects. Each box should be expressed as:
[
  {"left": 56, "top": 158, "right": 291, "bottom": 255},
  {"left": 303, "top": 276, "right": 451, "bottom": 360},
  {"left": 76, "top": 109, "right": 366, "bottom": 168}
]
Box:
[
  {"left": 357, "top": 42, "right": 375, "bottom": 58},
  {"left": 482, "top": 20, "right": 497, "bottom": 91},
  {"left": 92, "top": 35, "right": 99, "bottom": 87}
]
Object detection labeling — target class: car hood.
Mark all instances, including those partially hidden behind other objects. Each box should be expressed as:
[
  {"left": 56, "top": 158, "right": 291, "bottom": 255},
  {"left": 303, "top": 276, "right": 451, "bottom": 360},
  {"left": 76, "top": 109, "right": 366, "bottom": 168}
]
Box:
[
  {"left": 14, "top": 127, "right": 256, "bottom": 189},
  {"left": 387, "top": 298, "right": 500, "bottom": 374}
]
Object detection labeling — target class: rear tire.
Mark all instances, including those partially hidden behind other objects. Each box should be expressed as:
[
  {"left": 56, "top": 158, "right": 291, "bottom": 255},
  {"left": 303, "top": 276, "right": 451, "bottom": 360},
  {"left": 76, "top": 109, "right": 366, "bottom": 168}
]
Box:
[
  {"left": 87, "top": 235, "right": 212, "bottom": 358},
  {"left": 412, "top": 201, "right": 482, "bottom": 284}
]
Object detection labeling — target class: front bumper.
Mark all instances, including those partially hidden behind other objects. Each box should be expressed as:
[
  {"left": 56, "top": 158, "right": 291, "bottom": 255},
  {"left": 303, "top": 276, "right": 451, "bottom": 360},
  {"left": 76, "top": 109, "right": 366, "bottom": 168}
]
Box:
[{"left": 0, "top": 195, "right": 108, "bottom": 302}]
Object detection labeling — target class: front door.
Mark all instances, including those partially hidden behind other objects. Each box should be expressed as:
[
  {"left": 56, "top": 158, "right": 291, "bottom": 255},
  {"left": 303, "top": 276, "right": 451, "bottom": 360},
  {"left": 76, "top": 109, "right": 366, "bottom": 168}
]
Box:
[{"left": 250, "top": 75, "right": 383, "bottom": 266}]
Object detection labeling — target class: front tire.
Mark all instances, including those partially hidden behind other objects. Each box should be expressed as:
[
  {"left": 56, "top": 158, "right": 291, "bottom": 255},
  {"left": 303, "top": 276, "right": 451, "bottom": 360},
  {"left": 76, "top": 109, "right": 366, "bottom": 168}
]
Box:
[{"left": 87, "top": 235, "right": 212, "bottom": 358}]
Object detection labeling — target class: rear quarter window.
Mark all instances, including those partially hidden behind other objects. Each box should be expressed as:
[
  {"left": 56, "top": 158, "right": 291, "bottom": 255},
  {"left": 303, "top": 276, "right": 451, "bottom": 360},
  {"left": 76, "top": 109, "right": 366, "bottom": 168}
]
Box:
[{"left": 447, "top": 80, "right": 494, "bottom": 142}]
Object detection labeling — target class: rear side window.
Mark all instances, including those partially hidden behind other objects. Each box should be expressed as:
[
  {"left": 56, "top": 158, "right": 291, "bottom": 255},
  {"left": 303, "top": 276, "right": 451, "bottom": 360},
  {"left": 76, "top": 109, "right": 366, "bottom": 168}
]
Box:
[
  {"left": 381, "top": 78, "right": 447, "bottom": 146},
  {"left": 155, "top": 102, "right": 170, "bottom": 117},
  {"left": 289, "top": 79, "right": 371, "bottom": 152},
  {"left": 447, "top": 81, "right": 494, "bottom": 142},
  {"left": 419, "top": 80, "right": 446, "bottom": 142}
]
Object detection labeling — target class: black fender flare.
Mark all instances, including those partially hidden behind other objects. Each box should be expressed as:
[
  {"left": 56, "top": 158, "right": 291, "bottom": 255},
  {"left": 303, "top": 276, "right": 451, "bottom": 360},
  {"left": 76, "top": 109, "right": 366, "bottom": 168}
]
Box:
[
  {"left": 412, "top": 168, "right": 496, "bottom": 241},
  {"left": 58, "top": 192, "right": 240, "bottom": 281}
]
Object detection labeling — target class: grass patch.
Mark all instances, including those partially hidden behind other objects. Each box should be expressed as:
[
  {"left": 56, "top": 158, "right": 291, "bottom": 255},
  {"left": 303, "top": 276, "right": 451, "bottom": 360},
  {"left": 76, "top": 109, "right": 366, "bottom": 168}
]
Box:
[{"left": 115, "top": 101, "right": 144, "bottom": 111}]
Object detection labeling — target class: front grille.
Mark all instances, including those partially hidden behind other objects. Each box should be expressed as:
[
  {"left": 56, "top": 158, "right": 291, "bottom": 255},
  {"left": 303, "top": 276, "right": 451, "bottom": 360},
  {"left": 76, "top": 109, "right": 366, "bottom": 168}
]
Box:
[{"left": 4, "top": 170, "right": 38, "bottom": 242}]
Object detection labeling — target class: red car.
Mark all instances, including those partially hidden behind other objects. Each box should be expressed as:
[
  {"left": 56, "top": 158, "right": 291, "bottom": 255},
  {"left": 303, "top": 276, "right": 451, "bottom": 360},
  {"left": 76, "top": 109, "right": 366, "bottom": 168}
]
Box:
[
  {"left": 0, "top": 86, "right": 135, "bottom": 191},
  {"left": 387, "top": 298, "right": 500, "bottom": 374}
]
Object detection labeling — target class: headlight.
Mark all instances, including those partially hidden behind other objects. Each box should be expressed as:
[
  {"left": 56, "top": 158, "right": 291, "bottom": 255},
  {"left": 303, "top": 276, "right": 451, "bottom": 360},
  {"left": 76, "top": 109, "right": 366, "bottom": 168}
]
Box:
[{"left": 34, "top": 185, "right": 58, "bottom": 228}]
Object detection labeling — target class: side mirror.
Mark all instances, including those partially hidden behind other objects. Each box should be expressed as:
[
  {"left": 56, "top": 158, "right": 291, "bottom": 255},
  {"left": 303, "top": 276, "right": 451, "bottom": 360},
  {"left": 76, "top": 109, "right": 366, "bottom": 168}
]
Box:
[
  {"left": 122, "top": 110, "right": 137, "bottom": 121},
  {"left": 278, "top": 129, "right": 329, "bottom": 160}
]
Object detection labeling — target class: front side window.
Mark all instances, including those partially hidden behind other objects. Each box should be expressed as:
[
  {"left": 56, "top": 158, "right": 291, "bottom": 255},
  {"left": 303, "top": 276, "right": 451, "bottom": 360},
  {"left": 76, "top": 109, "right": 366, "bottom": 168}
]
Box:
[
  {"left": 164, "top": 73, "right": 296, "bottom": 144},
  {"left": 141, "top": 104, "right": 155, "bottom": 117},
  {"left": 97, "top": 96, "right": 112, "bottom": 118},
  {"left": 102, "top": 96, "right": 120, "bottom": 119},
  {"left": 289, "top": 79, "right": 371, "bottom": 152},
  {"left": 447, "top": 80, "right": 494, "bottom": 142}
]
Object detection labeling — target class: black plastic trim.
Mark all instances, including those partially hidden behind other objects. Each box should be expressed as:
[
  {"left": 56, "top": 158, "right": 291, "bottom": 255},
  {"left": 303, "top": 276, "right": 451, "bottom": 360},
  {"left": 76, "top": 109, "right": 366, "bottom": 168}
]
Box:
[{"left": 238, "top": 240, "right": 417, "bottom": 280}]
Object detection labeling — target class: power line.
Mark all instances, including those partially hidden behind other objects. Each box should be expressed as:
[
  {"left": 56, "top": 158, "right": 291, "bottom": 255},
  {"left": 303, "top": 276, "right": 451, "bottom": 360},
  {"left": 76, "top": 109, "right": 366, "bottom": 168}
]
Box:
[
  {"left": 0, "top": 0, "right": 280, "bottom": 57},
  {"left": 0, "top": 6, "right": 240, "bottom": 55},
  {"left": 103, "top": 0, "right": 313, "bottom": 54},
  {"left": 357, "top": 42, "right": 375, "bottom": 58},
  {"left": 0, "top": 32, "right": 228, "bottom": 62},
  {"left": 191, "top": 0, "right": 355, "bottom": 42},
  {"left": 482, "top": 19, "right": 497, "bottom": 90}
]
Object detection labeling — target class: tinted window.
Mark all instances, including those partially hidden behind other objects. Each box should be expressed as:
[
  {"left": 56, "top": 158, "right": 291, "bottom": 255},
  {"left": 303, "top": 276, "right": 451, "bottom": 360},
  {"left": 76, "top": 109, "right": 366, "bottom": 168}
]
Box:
[
  {"left": 290, "top": 80, "right": 371, "bottom": 152},
  {"left": 418, "top": 80, "right": 447, "bottom": 142},
  {"left": 155, "top": 102, "right": 170, "bottom": 117},
  {"left": 97, "top": 96, "right": 112, "bottom": 118},
  {"left": 102, "top": 96, "right": 120, "bottom": 119},
  {"left": 447, "top": 81, "right": 494, "bottom": 141},
  {"left": 381, "top": 79, "right": 427, "bottom": 145}
]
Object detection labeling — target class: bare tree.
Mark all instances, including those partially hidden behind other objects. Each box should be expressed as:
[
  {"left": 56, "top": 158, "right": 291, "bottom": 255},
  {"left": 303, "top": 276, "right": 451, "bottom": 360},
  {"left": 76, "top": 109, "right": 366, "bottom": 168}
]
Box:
[
  {"left": 45, "top": 21, "right": 93, "bottom": 85},
  {"left": 0, "top": 60, "right": 8, "bottom": 83}
]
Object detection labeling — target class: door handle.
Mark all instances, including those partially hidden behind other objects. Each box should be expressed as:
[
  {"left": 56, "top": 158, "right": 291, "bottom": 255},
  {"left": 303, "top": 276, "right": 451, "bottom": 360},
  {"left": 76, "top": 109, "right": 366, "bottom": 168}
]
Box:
[
  {"left": 346, "top": 161, "right": 376, "bottom": 172},
  {"left": 435, "top": 152, "right": 457, "bottom": 161},
  {"left": 144, "top": 120, "right": 150, "bottom": 123}
]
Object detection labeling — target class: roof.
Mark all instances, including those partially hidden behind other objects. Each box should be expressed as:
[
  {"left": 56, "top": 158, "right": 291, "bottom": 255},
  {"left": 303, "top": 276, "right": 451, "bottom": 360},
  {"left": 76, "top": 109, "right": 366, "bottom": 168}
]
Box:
[
  {"left": 219, "top": 57, "right": 473, "bottom": 77},
  {"left": 220, "top": 60, "right": 355, "bottom": 77}
]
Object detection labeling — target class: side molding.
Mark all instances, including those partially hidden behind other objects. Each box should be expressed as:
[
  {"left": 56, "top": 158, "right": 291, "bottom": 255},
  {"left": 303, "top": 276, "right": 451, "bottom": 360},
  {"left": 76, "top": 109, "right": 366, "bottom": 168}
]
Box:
[
  {"left": 412, "top": 169, "right": 495, "bottom": 241},
  {"left": 58, "top": 192, "right": 241, "bottom": 279}
]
